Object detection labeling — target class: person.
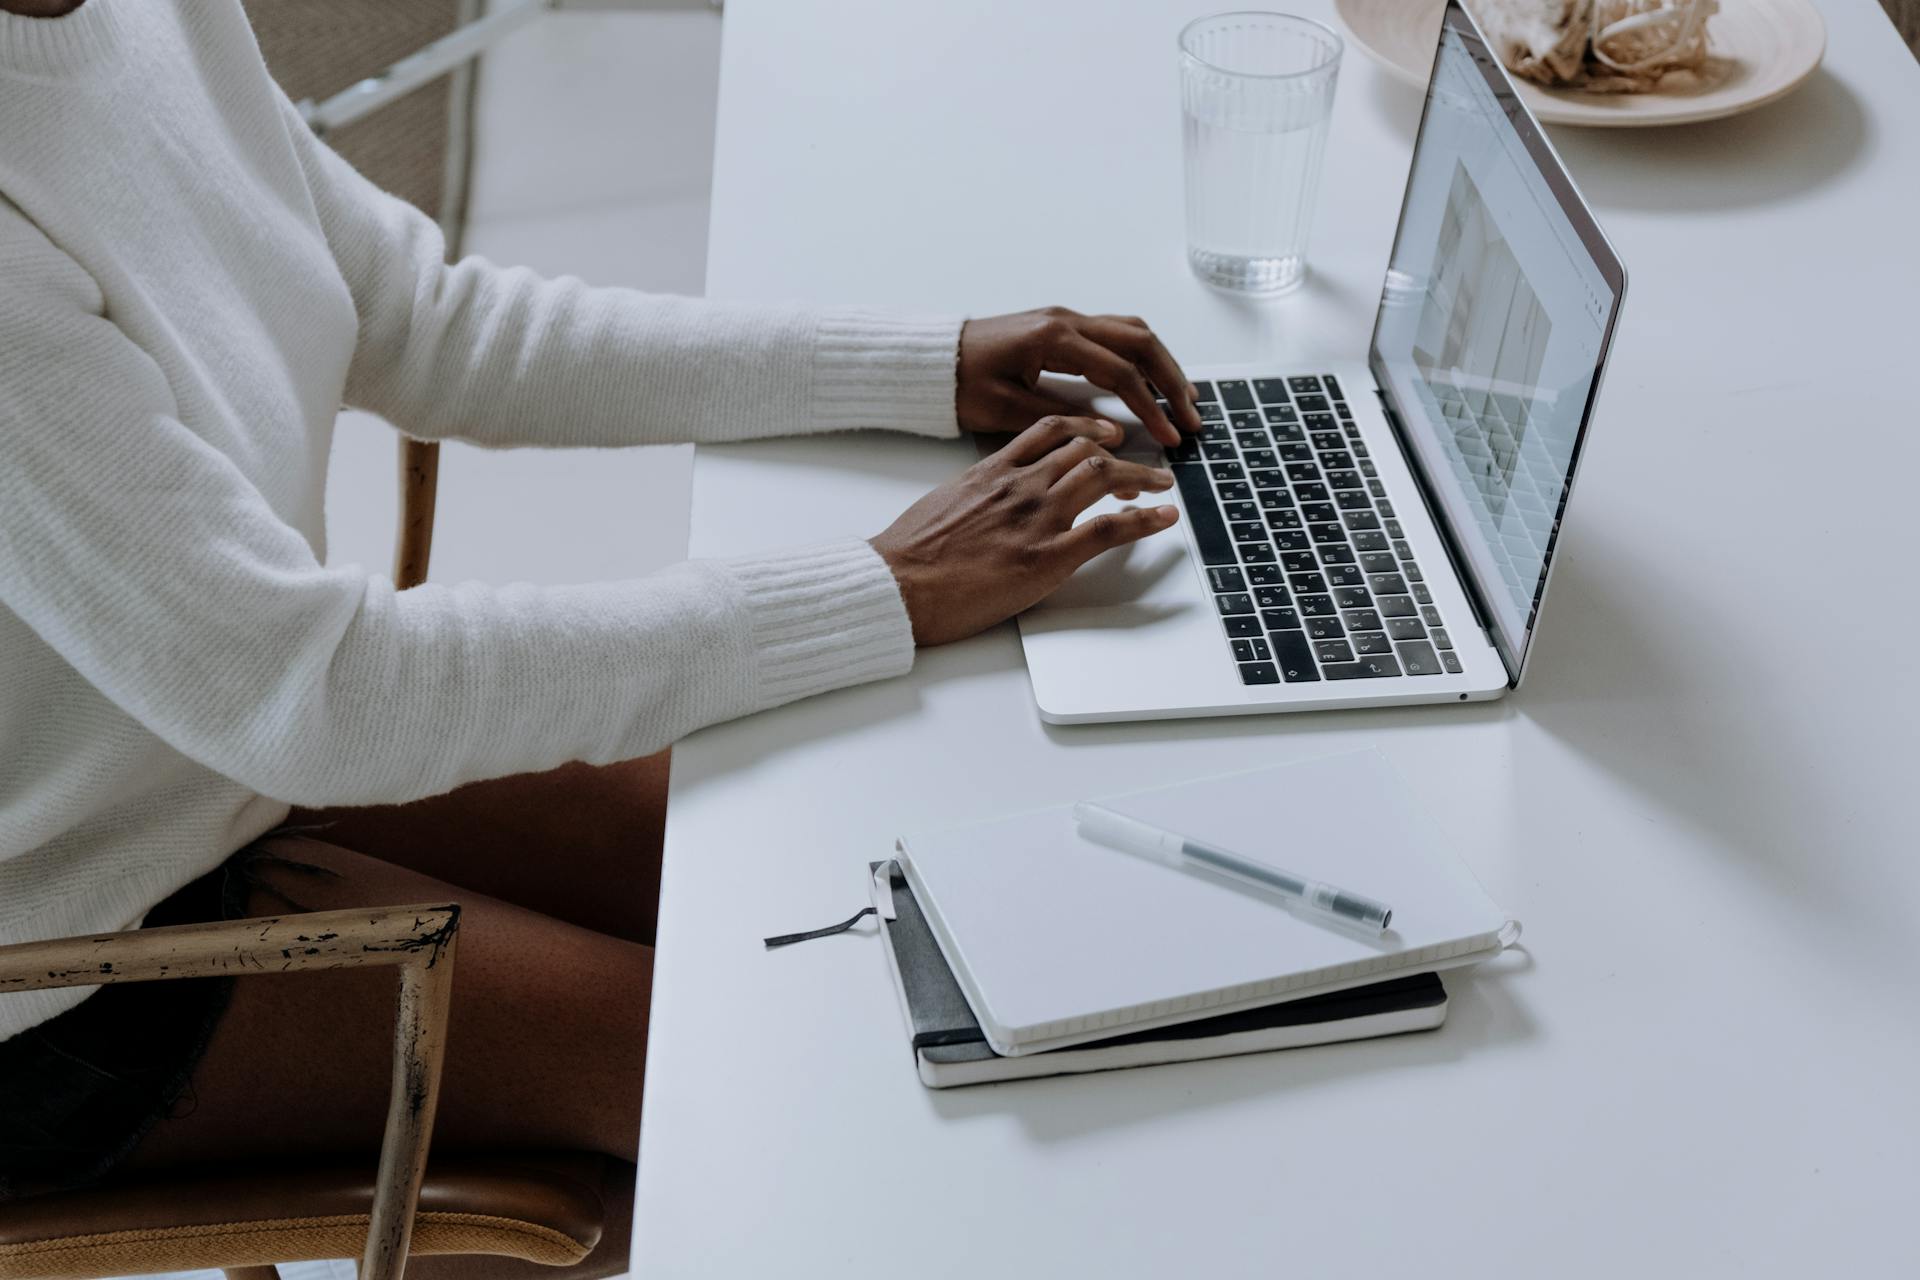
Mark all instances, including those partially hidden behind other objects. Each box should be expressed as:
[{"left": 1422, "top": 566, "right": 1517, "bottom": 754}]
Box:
[{"left": 0, "top": 0, "right": 1198, "bottom": 1226}]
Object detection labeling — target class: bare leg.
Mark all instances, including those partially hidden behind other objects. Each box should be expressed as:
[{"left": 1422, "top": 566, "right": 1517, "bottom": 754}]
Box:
[
  {"left": 123, "top": 834, "right": 650, "bottom": 1168},
  {"left": 286, "top": 751, "right": 671, "bottom": 946}
]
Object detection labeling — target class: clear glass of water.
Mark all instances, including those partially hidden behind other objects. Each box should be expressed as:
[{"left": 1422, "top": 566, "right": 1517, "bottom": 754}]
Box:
[{"left": 1179, "top": 12, "right": 1344, "bottom": 295}]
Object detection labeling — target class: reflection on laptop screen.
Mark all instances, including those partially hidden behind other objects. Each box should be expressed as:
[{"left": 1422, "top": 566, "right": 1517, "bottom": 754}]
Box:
[{"left": 1370, "top": 8, "right": 1621, "bottom": 677}]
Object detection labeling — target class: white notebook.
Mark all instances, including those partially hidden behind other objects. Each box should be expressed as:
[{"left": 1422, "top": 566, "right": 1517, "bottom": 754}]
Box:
[{"left": 893, "top": 749, "right": 1518, "bottom": 1056}]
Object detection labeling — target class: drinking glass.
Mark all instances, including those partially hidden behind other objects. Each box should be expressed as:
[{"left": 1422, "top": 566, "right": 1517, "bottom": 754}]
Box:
[{"left": 1179, "top": 12, "right": 1344, "bottom": 294}]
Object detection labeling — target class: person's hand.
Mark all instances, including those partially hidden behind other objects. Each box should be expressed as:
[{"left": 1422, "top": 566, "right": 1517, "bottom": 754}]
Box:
[
  {"left": 871, "top": 415, "right": 1179, "bottom": 647},
  {"left": 956, "top": 307, "right": 1204, "bottom": 446}
]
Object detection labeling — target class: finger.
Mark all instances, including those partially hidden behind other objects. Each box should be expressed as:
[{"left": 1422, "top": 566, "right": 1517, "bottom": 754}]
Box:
[
  {"left": 1050, "top": 453, "right": 1175, "bottom": 512},
  {"left": 1083, "top": 316, "right": 1204, "bottom": 436},
  {"left": 1042, "top": 334, "right": 1181, "bottom": 446},
  {"left": 997, "top": 414, "right": 1123, "bottom": 467},
  {"left": 996, "top": 385, "right": 1115, "bottom": 435},
  {"left": 1027, "top": 434, "right": 1113, "bottom": 485},
  {"left": 1057, "top": 505, "right": 1181, "bottom": 563}
]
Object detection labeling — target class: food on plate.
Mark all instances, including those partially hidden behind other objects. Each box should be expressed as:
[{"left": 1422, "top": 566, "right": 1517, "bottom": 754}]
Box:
[{"left": 1468, "top": 0, "right": 1719, "bottom": 92}]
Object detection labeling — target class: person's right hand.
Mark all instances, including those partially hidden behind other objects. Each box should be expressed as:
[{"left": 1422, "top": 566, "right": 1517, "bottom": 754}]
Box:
[{"left": 870, "top": 415, "right": 1180, "bottom": 648}]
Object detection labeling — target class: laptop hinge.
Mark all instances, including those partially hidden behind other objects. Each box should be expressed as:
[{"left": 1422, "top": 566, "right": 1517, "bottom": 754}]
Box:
[{"left": 1372, "top": 387, "right": 1508, "bottom": 673}]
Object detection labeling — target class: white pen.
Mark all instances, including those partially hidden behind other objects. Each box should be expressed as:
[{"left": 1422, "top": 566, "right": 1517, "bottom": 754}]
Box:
[{"left": 1072, "top": 801, "right": 1394, "bottom": 933}]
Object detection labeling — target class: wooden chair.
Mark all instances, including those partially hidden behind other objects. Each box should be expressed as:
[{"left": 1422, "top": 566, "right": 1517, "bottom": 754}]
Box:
[{"left": 0, "top": 450, "right": 634, "bottom": 1280}]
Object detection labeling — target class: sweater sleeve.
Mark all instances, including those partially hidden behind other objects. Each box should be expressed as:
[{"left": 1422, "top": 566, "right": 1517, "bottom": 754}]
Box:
[
  {"left": 276, "top": 97, "right": 962, "bottom": 449},
  {"left": 0, "top": 236, "right": 916, "bottom": 809}
]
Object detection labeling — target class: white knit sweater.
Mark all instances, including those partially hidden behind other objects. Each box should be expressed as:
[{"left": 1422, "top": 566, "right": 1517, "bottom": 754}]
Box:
[{"left": 0, "top": 0, "right": 962, "bottom": 1039}]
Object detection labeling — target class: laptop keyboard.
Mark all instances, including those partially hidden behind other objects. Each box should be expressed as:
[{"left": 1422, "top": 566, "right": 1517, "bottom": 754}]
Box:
[{"left": 1159, "top": 375, "right": 1462, "bottom": 686}]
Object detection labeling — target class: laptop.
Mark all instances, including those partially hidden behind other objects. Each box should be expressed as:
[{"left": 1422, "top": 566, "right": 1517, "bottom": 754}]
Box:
[{"left": 1018, "top": 1, "right": 1627, "bottom": 724}]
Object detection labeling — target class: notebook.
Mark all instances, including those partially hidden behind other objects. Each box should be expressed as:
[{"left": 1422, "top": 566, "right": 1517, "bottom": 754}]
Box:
[
  {"left": 893, "top": 749, "right": 1517, "bottom": 1056},
  {"left": 872, "top": 863, "right": 1449, "bottom": 1088}
]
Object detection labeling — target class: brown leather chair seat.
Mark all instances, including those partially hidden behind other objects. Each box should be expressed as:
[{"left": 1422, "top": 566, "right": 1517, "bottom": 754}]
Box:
[{"left": 0, "top": 1153, "right": 618, "bottom": 1280}]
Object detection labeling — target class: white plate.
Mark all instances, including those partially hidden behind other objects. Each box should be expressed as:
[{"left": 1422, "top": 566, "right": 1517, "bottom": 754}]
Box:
[{"left": 1335, "top": 0, "right": 1826, "bottom": 127}]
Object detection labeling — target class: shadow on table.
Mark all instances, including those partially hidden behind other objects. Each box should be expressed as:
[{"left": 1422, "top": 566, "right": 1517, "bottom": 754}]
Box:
[
  {"left": 926, "top": 965, "right": 1534, "bottom": 1143},
  {"left": 1516, "top": 538, "right": 1892, "bottom": 933},
  {"left": 1365, "top": 66, "right": 1868, "bottom": 211}
]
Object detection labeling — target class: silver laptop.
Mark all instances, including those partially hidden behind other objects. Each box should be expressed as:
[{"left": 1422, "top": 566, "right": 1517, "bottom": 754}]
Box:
[{"left": 1018, "top": 1, "right": 1627, "bottom": 724}]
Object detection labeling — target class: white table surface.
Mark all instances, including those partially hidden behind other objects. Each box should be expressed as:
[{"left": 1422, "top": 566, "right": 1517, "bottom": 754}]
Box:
[{"left": 633, "top": 2, "right": 1920, "bottom": 1274}]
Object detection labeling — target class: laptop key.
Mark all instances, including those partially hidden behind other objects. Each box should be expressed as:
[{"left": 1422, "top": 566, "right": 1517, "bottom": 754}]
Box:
[
  {"left": 1222, "top": 500, "right": 1260, "bottom": 523},
  {"left": 1172, "top": 465, "right": 1236, "bottom": 565},
  {"left": 1324, "top": 564, "right": 1367, "bottom": 588},
  {"left": 1353, "top": 530, "right": 1390, "bottom": 552},
  {"left": 1240, "top": 544, "right": 1277, "bottom": 563},
  {"left": 1318, "top": 544, "right": 1356, "bottom": 565},
  {"left": 1352, "top": 631, "right": 1393, "bottom": 656},
  {"left": 1269, "top": 420, "right": 1305, "bottom": 442},
  {"left": 1203, "top": 440, "right": 1236, "bottom": 461},
  {"left": 1300, "top": 502, "right": 1338, "bottom": 525},
  {"left": 1297, "top": 394, "right": 1330, "bottom": 413},
  {"left": 1210, "top": 462, "right": 1245, "bottom": 482},
  {"left": 1404, "top": 561, "right": 1424, "bottom": 582},
  {"left": 1440, "top": 650, "right": 1463, "bottom": 674},
  {"left": 1298, "top": 594, "right": 1338, "bottom": 618},
  {"left": 1251, "top": 469, "right": 1288, "bottom": 490},
  {"left": 1229, "top": 411, "right": 1264, "bottom": 433},
  {"left": 1319, "top": 450, "right": 1353, "bottom": 469},
  {"left": 1261, "top": 607, "right": 1302, "bottom": 631},
  {"left": 1219, "top": 380, "right": 1256, "bottom": 411},
  {"left": 1287, "top": 572, "right": 1328, "bottom": 594},
  {"left": 1385, "top": 617, "right": 1427, "bottom": 642},
  {"left": 1238, "top": 661, "right": 1280, "bottom": 686},
  {"left": 1370, "top": 574, "right": 1410, "bottom": 597},
  {"left": 1431, "top": 627, "right": 1453, "bottom": 649},
  {"left": 1310, "top": 523, "right": 1348, "bottom": 545},
  {"left": 1412, "top": 582, "right": 1433, "bottom": 604},
  {"left": 1287, "top": 375, "right": 1321, "bottom": 394},
  {"left": 1396, "top": 640, "right": 1442, "bottom": 676},
  {"left": 1266, "top": 508, "right": 1302, "bottom": 530},
  {"left": 1243, "top": 449, "right": 1279, "bottom": 471},
  {"left": 1198, "top": 401, "right": 1225, "bottom": 422},
  {"left": 1231, "top": 522, "right": 1267, "bottom": 544},
  {"left": 1258, "top": 491, "right": 1294, "bottom": 513},
  {"left": 1327, "top": 471, "right": 1363, "bottom": 490},
  {"left": 1344, "top": 510, "right": 1382, "bottom": 531},
  {"left": 1295, "top": 483, "right": 1330, "bottom": 504},
  {"left": 1393, "top": 539, "right": 1415, "bottom": 560},
  {"left": 1224, "top": 615, "right": 1262, "bottom": 638},
  {"left": 1384, "top": 519, "right": 1404, "bottom": 538},
  {"left": 1208, "top": 566, "right": 1247, "bottom": 593},
  {"left": 1378, "top": 500, "right": 1396, "bottom": 517},
  {"left": 1232, "top": 638, "right": 1272, "bottom": 663},
  {"left": 1323, "top": 374, "right": 1344, "bottom": 399},
  {"left": 1359, "top": 551, "right": 1397, "bottom": 574},
  {"left": 1279, "top": 443, "right": 1313, "bottom": 464},
  {"left": 1324, "top": 655, "right": 1402, "bottom": 680},
  {"left": 1335, "top": 490, "right": 1372, "bottom": 511},
  {"left": 1272, "top": 530, "right": 1310, "bottom": 552},
  {"left": 1215, "top": 592, "right": 1255, "bottom": 616},
  {"left": 1193, "top": 380, "right": 1218, "bottom": 403},
  {"left": 1254, "top": 378, "right": 1291, "bottom": 403},
  {"left": 1306, "top": 614, "right": 1345, "bottom": 641},
  {"left": 1376, "top": 593, "right": 1417, "bottom": 617},
  {"left": 1217, "top": 480, "right": 1252, "bottom": 502},
  {"left": 1343, "top": 609, "right": 1383, "bottom": 632},
  {"left": 1246, "top": 563, "right": 1284, "bottom": 586},
  {"left": 1271, "top": 632, "right": 1320, "bottom": 682},
  {"left": 1368, "top": 480, "right": 1387, "bottom": 498},
  {"left": 1310, "top": 430, "right": 1343, "bottom": 451},
  {"left": 1167, "top": 437, "right": 1203, "bottom": 463},
  {"left": 1282, "top": 551, "right": 1318, "bottom": 572},
  {"left": 1313, "top": 639, "right": 1355, "bottom": 663},
  {"left": 1253, "top": 587, "right": 1290, "bottom": 611},
  {"left": 1333, "top": 587, "right": 1372, "bottom": 610},
  {"left": 1422, "top": 606, "right": 1444, "bottom": 627}
]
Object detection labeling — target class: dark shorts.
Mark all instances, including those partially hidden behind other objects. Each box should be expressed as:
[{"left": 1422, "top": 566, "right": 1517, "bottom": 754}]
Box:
[{"left": 0, "top": 836, "right": 332, "bottom": 1202}]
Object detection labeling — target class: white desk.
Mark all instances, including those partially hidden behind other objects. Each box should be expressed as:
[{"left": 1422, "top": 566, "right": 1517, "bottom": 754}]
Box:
[{"left": 634, "top": 3, "right": 1920, "bottom": 1274}]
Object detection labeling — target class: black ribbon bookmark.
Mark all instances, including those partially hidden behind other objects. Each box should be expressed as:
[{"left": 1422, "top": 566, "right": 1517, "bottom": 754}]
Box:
[{"left": 763, "top": 906, "right": 876, "bottom": 949}]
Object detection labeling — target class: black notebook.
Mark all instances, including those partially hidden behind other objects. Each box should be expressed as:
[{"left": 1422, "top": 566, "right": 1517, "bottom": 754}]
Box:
[{"left": 872, "top": 863, "right": 1449, "bottom": 1088}]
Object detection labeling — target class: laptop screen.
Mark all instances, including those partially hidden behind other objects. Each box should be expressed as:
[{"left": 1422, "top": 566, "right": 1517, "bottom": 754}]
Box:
[{"left": 1368, "top": 2, "right": 1624, "bottom": 682}]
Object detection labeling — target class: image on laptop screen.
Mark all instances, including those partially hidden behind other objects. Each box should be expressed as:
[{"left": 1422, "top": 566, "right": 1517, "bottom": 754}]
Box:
[{"left": 1369, "top": 6, "right": 1624, "bottom": 680}]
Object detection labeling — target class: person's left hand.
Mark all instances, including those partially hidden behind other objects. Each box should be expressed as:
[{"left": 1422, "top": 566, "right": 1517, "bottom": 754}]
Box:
[{"left": 957, "top": 307, "right": 1203, "bottom": 446}]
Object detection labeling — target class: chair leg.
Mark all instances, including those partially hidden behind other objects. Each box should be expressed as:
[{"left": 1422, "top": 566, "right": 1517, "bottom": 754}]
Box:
[{"left": 224, "top": 1268, "right": 281, "bottom": 1280}]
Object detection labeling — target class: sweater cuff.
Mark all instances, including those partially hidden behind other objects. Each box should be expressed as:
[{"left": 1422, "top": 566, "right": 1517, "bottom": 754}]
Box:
[
  {"left": 810, "top": 308, "right": 963, "bottom": 439},
  {"left": 714, "top": 538, "right": 917, "bottom": 712}
]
